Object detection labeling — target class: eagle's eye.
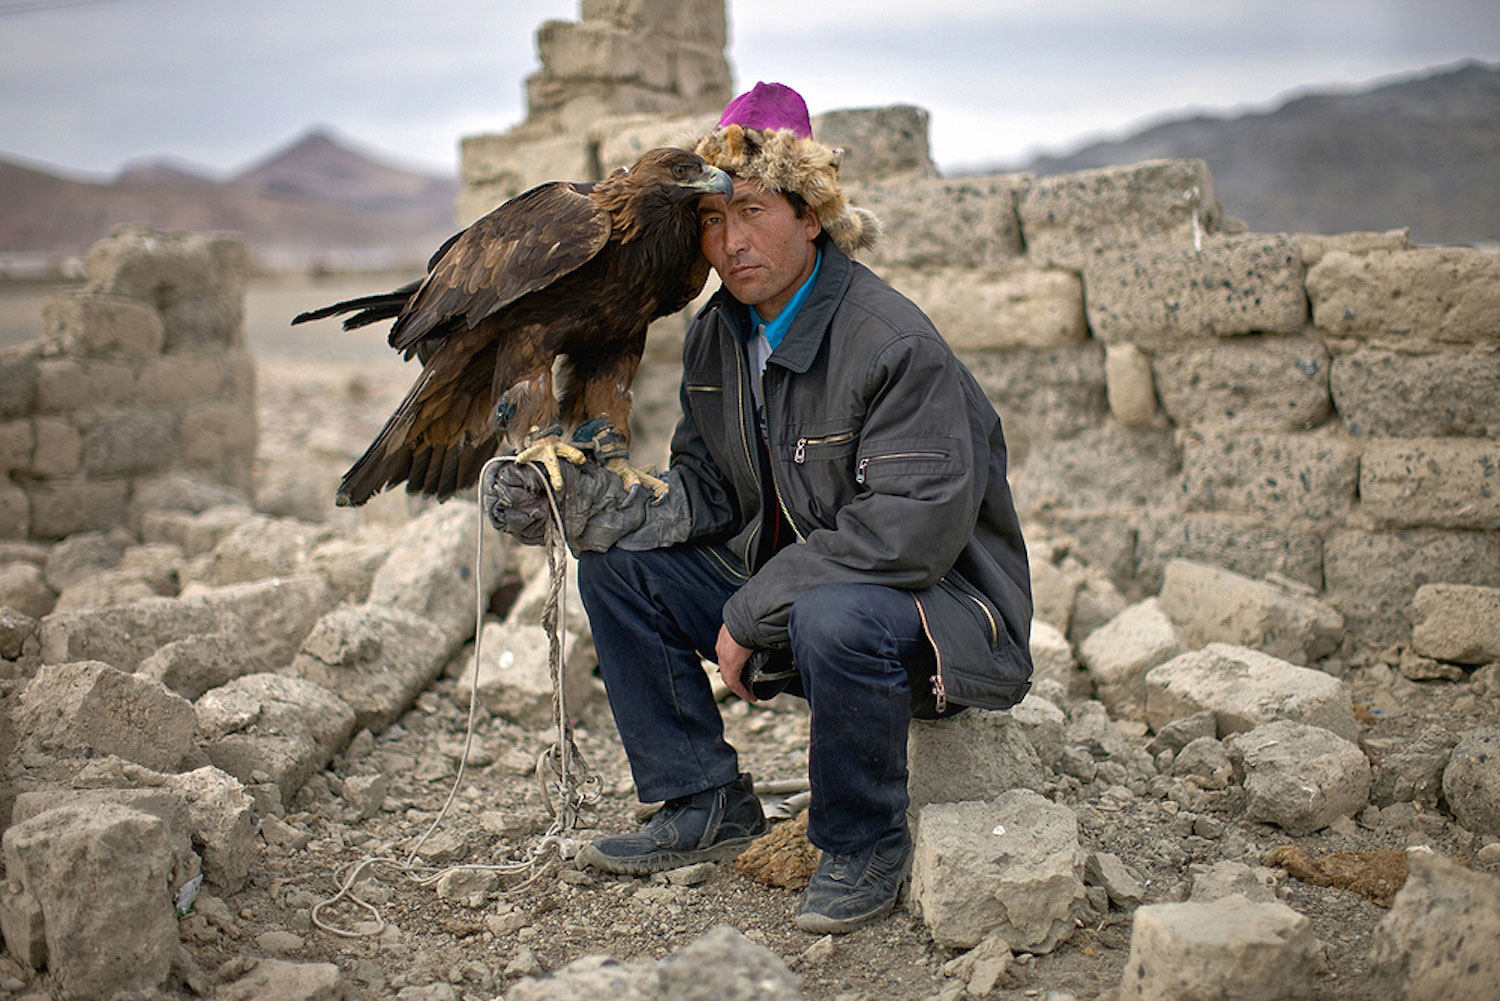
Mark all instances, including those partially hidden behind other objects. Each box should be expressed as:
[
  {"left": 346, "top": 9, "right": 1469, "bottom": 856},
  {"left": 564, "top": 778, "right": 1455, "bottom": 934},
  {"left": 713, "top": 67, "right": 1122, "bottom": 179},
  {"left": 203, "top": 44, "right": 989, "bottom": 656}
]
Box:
[{"left": 672, "top": 162, "right": 691, "bottom": 179}]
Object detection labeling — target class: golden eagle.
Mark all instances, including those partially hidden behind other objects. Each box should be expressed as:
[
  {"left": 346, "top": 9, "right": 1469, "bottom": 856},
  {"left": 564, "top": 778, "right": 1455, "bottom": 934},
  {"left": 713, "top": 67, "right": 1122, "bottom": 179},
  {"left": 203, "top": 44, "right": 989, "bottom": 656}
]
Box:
[{"left": 292, "top": 147, "right": 733, "bottom": 506}]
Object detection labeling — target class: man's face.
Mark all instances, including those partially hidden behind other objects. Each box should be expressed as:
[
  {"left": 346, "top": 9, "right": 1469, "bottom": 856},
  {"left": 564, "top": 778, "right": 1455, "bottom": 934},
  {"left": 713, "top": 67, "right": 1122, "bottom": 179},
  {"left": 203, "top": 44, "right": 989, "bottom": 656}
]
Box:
[{"left": 699, "top": 177, "right": 822, "bottom": 320}]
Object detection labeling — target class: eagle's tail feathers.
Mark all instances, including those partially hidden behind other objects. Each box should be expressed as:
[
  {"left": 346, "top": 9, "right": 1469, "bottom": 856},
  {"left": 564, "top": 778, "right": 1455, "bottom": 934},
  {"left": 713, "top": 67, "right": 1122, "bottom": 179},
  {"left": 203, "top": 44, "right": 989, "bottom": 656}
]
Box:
[
  {"left": 336, "top": 379, "right": 428, "bottom": 506},
  {"left": 291, "top": 281, "right": 420, "bottom": 330},
  {"left": 336, "top": 438, "right": 403, "bottom": 507}
]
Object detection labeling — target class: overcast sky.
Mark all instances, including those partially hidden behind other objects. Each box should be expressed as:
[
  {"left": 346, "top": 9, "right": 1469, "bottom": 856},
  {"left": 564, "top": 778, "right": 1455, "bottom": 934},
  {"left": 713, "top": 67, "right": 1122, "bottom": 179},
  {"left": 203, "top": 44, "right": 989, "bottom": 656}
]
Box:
[{"left": 1, "top": 0, "right": 1496, "bottom": 181}]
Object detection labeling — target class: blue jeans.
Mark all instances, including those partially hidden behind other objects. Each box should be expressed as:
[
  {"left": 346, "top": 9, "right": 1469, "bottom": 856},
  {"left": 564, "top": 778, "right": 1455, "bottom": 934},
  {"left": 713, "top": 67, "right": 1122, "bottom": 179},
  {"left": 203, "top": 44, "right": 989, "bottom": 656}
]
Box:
[{"left": 577, "top": 544, "right": 939, "bottom": 854}]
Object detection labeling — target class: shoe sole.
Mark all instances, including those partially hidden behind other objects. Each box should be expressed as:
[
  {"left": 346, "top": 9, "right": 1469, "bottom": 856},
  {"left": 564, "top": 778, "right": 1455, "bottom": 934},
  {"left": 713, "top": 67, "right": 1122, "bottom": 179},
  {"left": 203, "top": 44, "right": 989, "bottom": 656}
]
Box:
[
  {"left": 794, "top": 854, "right": 912, "bottom": 935},
  {"left": 794, "top": 893, "right": 899, "bottom": 935},
  {"left": 577, "top": 830, "right": 765, "bottom": 876}
]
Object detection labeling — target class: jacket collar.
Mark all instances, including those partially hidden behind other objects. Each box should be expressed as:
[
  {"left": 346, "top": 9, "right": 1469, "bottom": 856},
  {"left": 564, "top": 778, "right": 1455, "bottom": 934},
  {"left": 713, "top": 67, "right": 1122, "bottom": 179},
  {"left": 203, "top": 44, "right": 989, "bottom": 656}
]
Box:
[{"left": 705, "top": 239, "right": 854, "bottom": 375}]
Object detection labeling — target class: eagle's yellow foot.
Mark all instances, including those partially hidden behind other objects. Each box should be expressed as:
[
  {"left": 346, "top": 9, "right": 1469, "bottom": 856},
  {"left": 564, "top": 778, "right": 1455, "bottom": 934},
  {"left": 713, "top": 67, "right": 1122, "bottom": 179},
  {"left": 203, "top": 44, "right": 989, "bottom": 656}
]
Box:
[
  {"left": 604, "top": 457, "right": 669, "bottom": 499},
  {"left": 515, "top": 432, "right": 588, "bottom": 491}
]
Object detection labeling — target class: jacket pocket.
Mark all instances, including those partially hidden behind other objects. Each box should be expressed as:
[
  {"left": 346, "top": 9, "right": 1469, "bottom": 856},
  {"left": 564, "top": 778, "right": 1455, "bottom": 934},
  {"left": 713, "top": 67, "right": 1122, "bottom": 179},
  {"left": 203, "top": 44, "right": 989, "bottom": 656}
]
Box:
[
  {"left": 945, "top": 572, "right": 1002, "bottom": 651},
  {"left": 789, "top": 426, "right": 859, "bottom": 465},
  {"left": 853, "top": 435, "right": 958, "bottom": 485},
  {"left": 917, "top": 573, "right": 1031, "bottom": 712},
  {"left": 684, "top": 380, "right": 724, "bottom": 416}
]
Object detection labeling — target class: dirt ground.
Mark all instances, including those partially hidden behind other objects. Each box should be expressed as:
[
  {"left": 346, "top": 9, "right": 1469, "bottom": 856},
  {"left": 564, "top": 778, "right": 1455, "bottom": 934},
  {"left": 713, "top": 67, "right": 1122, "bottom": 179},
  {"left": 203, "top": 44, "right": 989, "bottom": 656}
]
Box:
[
  {"left": 3, "top": 274, "right": 1498, "bottom": 1000},
  {"left": 192, "top": 656, "right": 1492, "bottom": 1001}
]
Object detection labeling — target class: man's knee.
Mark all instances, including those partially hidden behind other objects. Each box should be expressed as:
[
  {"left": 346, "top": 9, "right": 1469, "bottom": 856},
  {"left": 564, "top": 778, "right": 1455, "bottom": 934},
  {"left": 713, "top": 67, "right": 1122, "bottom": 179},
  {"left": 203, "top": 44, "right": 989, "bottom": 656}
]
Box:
[{"left": 788, "top": 584, "right": 901, "bottom": 657}]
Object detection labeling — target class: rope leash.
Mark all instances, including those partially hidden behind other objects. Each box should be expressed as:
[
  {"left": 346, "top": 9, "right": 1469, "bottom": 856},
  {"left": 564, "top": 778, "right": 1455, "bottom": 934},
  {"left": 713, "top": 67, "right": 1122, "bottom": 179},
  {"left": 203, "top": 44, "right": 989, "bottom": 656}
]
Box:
[{"left": 311, "top": 454, "right": 600, "bottom": 937}]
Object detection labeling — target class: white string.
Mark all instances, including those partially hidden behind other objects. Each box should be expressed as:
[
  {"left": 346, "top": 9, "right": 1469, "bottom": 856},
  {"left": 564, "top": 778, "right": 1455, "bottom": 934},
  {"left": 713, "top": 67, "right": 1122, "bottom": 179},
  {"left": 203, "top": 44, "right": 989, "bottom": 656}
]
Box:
[{"left": 311, "top": 454, "right": 600, "bottom": 938}]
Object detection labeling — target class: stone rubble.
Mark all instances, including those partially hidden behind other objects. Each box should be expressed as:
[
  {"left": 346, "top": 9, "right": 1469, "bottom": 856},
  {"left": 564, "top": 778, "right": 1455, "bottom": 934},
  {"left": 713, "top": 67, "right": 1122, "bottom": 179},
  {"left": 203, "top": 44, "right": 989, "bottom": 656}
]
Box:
[
  {"left": 0, "top": 490, "right": 1496, "bottom": 993},
  {"left": 1144, "top": 644, "right": 1360, "bottom": 742},
  {"left": 1076, "top": 598, "right": 1187, "bottom": 721},
  {"left": 1226, "top": 721, "right": 1373, "bottom": 836},
  {"left": 1440, "top": 728, "right": 1500, "bottom": 837},
  {"left": 3, "top": 802, "right": 184, "bottom": 1000},
  {"left": 1156, "top": 559, "right": 1344, "bottom": 666}
]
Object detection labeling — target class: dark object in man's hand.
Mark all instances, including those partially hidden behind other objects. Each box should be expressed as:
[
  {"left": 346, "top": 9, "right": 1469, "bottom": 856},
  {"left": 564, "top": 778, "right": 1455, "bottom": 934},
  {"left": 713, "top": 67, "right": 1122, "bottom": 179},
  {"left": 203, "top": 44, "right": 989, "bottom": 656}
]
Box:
[{"left": 746, "top": 649, "right": 799, "bottom": 700}]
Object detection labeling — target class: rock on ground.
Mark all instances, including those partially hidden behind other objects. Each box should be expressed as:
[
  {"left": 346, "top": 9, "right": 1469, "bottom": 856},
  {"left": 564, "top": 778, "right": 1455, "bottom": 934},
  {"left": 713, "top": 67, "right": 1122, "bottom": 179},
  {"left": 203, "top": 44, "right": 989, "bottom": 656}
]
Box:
[
  {"left": 1441, "top": 727, "right": 1500, "bottom": 836},
  {"left": 502, "top": 924, "right": 801, "bottom": 1001},
  {"left": 195, "top": 672, "right": 356, "bottom": 800},
  {"left": 1078, "top": 597, "right": 1188, "bottom": 720},
  {"left": 2, "top": 803, "right": 182, "bottom": 1000},
  {"left": 1156, "top": 558, "right": 1343, "bottom": 666},
  {"left": 1368, "top": 850, "right": 1500, "bottom": 1001},
  {"left": 1411, "top": 583, "right": 1500, "bottom": 664},
  {"left": 1145, "top": 643, "right": 1358, "bottom": 742},
  {"left": 1227, "top": 719, "right": 1372, "bottom": 835},
  {"left": 213, "top": 956, "right": 347, "bottom": 1001},
  {"left": 907, "top": 709, "right": 1048, "bottom": 807},
  {"left": 911, "top": 789, "right": 1087, "bottom": 953},
  {"left": 289, "top": 602, "right": 449, "bottom": 734},
  {"left": 14, "top": 660, "right": 199, "bottom": 772},
  {"left": 1120, "top": 894, "right": 1323, "bottom": 1001}
]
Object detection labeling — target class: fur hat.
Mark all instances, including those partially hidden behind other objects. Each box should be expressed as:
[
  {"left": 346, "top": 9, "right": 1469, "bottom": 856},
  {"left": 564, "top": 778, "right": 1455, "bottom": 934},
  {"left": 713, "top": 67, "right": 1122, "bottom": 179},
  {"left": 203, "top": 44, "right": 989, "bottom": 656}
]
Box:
[{"left": 695, "top": 82, "right": 881, "bottom": 255}]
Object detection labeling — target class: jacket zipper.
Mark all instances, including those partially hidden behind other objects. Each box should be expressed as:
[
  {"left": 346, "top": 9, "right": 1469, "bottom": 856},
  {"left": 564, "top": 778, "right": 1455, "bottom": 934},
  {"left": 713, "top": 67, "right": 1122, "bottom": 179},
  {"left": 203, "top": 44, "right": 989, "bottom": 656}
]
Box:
[
  {"left": 761, "top": 370, "right": 807, "bottom": 542},
  {"left": 706, "top": 546, "right": 749, "bottom": 581},
  {"left": 910, "top": 593, "right": 947, "bottom": 713},
  {"left": 685, "top": 371, "right": 745, "bottom": 580},
  {"left": 726, "top": 321, "right": 762, "bottom": 568},
  {"left": 950, "top": 574, "right": 1001, "bottom": 647},
  {"left": 793, "top": 431, "right": 856, "bottom": 464},
  {"left": 854, "top": 450, "right": 949, "bottom": 484}
]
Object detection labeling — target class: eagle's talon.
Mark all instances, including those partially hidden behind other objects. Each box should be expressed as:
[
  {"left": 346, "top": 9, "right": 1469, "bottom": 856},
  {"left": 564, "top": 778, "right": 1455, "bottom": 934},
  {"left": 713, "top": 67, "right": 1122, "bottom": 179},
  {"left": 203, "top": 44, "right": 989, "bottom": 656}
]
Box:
[
  {"left": 573, "top": 418, "right": 631, "bottom": 462},
  {"left": 605, "top": 457, "right": 669, "bottom": 499},
  {"left": 515, "top": 435, "right": 589, "bottom": 491}
]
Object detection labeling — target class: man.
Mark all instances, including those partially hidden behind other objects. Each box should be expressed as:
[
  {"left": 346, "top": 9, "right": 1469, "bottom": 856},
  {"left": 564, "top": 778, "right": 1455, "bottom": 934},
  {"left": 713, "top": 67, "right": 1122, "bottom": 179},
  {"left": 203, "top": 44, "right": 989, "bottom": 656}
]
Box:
[{"left": 487, "top": 82, "right": 1033, "bottom": 934}]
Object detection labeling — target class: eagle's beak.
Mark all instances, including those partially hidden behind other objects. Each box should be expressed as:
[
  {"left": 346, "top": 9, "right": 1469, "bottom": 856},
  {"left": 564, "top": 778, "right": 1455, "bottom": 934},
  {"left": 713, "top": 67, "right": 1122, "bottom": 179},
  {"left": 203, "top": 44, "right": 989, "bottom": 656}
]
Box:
[{"left": 694, "top": 165, "right": 734, "bottom": 198}]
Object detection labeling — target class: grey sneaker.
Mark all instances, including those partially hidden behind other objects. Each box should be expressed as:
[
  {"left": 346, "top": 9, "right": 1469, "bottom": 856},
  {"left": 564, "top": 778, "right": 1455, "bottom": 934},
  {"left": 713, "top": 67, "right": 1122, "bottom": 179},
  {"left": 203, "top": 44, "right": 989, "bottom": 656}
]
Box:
[
  {"left": 795, "top": 822, "right": 912, "bottom": 934},
  {"left": 578, "top": 772, "right": 768, "bottom": 875}
]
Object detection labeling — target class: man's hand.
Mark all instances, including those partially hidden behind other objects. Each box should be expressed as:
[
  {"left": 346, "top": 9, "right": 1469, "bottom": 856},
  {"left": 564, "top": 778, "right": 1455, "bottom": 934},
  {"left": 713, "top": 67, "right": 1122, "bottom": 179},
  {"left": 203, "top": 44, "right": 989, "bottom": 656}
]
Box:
[
  {"left": 715, "top": 624, "right": 756, "bottom": 702},
  {"left": 484, "top": 455, "right": 657, "bottom": 553},
  {"left": 483, "top": 460, "right": 552, "bottom": 546}
]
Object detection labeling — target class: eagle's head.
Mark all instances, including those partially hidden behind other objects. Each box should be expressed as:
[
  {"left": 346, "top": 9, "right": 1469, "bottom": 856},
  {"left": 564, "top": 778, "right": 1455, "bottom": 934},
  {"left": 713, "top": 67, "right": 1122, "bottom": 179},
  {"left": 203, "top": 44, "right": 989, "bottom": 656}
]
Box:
[{"left": 595, "top": 148, "right": 734, "bottom": 226}]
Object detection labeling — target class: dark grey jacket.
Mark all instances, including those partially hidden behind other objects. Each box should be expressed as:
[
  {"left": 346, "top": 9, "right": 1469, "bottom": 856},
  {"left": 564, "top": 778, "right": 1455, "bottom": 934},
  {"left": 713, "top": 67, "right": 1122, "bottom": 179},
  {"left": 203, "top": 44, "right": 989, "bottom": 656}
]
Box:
[{"left": 664, "top": 241, "right": 1033, "bottom": 712}]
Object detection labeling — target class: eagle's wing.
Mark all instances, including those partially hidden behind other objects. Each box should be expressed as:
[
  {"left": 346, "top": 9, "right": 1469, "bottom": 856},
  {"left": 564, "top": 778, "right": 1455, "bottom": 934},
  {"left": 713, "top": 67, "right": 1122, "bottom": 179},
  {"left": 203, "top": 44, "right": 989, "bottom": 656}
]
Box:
[{"left": 388, "top": 181, "right": 612, "bottom": 357}]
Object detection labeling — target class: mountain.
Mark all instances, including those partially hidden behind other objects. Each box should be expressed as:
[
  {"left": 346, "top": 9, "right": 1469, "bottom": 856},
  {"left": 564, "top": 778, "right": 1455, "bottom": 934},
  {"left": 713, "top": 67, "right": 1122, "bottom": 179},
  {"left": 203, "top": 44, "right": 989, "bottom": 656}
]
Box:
[
  {"left": 0, "top": 128, "right": 461, "bottom": 273},
  {"left": 232, "top": 128, "right": 457, "bottom": 221},
  {"left": 1012, "top": 60, "right": 1500, "bottom": 247},
  {"left": 114, "top": 158, "right": 220, "bottom": 190}
]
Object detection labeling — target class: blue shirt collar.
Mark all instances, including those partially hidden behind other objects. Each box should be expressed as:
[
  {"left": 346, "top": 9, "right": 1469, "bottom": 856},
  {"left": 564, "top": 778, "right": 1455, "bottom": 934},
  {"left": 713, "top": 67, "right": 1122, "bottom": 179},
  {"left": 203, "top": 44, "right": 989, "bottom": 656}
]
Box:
[{"left": 749, "top": 248, "right": 822, "bottom": 353}]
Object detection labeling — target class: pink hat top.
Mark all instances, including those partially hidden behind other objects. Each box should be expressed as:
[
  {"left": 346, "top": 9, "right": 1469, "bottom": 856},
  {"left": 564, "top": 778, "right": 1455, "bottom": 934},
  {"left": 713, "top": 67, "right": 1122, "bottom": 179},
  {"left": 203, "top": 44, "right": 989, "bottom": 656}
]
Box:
[{"left": 716, "top": 81, "right": 813, "bottom": 138}]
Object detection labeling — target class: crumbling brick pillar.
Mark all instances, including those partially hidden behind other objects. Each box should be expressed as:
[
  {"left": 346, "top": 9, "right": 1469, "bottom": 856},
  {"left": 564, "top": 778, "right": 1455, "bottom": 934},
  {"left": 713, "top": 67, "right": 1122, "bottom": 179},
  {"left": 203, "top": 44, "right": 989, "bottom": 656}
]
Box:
[{"left": 0, "top": 225, "right": 257, "bottom": 540}]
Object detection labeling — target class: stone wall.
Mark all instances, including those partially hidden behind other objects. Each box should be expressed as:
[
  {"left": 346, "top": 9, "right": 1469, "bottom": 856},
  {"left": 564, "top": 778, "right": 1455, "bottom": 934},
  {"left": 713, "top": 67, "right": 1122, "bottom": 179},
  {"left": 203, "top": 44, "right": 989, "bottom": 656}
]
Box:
[
  {"left": 0, "top": 226, "right": 257, "bottom": 541},
  {"left": 863, "top": 159, "right": 1499, "bottom": 644}
]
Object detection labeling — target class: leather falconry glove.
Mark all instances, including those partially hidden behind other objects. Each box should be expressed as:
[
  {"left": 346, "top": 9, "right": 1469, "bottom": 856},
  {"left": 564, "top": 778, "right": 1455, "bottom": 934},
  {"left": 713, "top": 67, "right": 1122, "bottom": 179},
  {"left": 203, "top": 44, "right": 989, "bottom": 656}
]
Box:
[{"left": 483, "top": 457, "right": 690, "bottom": 555}]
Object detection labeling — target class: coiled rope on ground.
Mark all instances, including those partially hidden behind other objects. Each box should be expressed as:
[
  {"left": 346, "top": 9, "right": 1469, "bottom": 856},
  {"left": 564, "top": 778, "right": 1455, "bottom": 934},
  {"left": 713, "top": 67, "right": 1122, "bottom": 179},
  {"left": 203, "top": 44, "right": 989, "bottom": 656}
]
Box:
[{"left": 311, "top": 455, "right": 601, "bottom": 938}]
